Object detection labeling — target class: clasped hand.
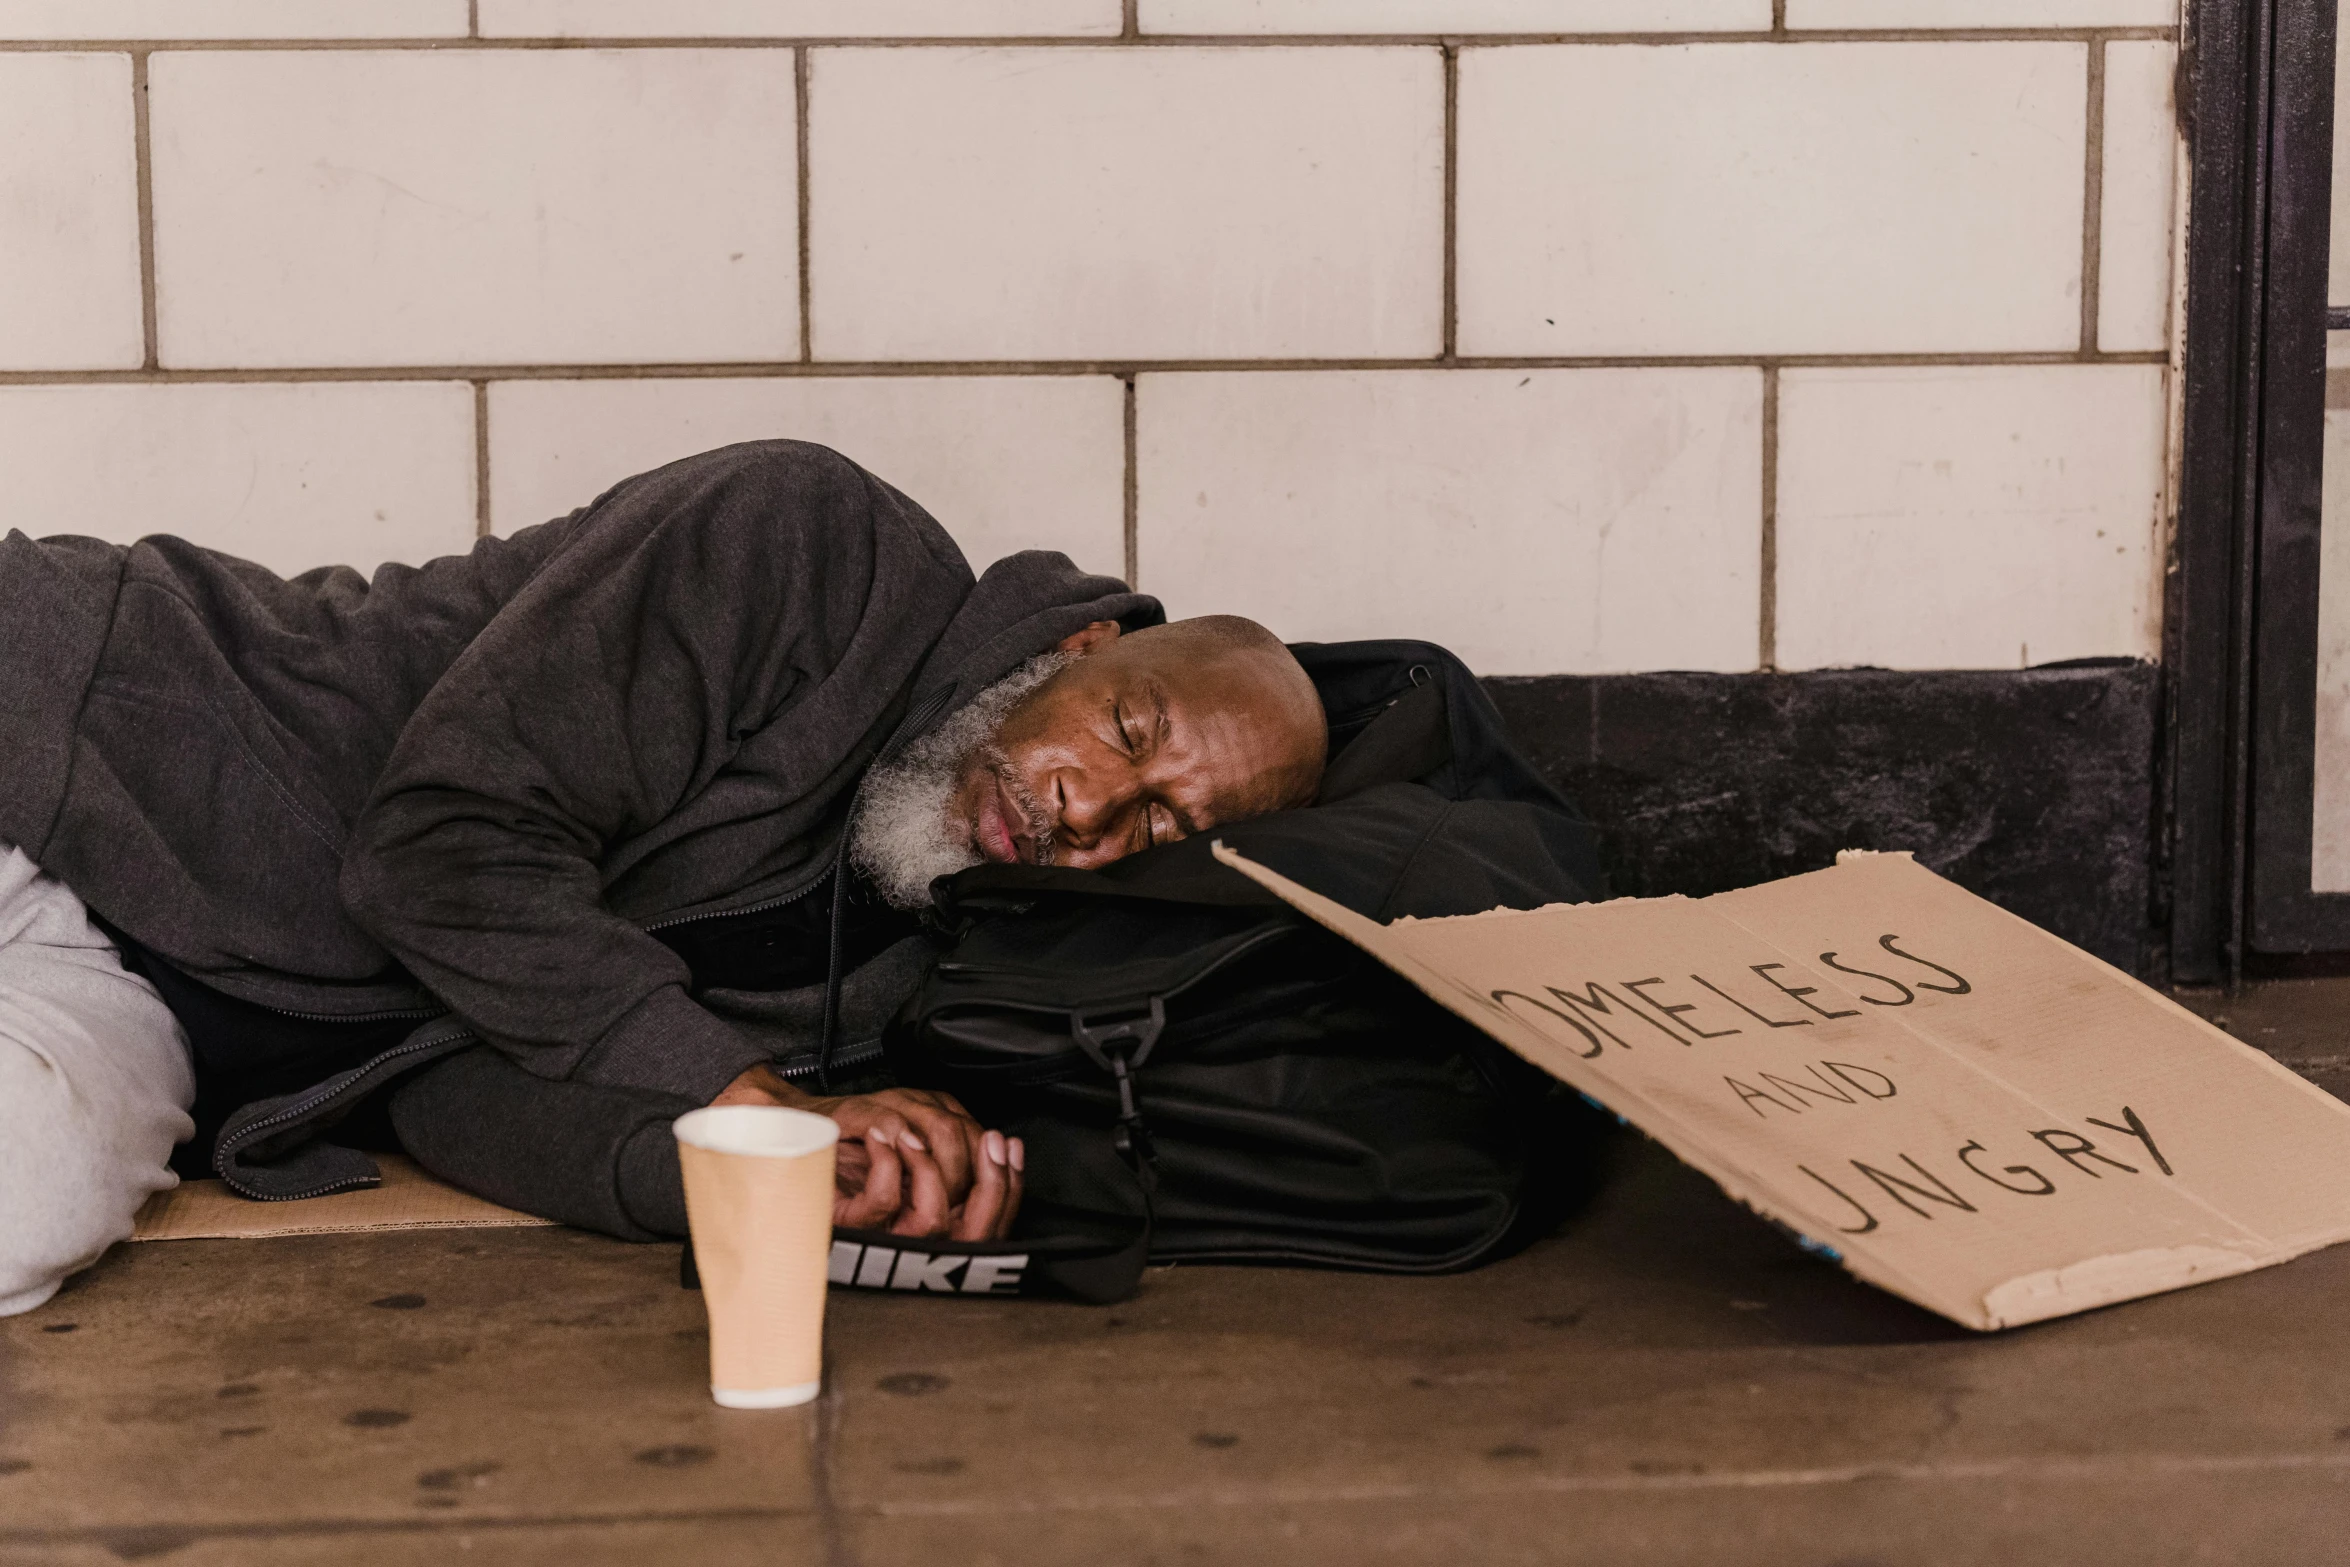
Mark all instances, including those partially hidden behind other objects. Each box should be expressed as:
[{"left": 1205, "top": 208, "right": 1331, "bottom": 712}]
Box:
[{"left": 709, "top": 1065, "right": 1025, "bottom": 1242}]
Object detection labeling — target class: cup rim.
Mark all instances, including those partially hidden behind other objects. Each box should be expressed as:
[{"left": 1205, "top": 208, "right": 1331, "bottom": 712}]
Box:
[{"left": 672, "top": 1104, "right": 841, "bottom": 1159}]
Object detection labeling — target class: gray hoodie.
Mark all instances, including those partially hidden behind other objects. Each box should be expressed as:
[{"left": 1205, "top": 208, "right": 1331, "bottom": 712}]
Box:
[{"left": 0, "top": 440, "right": 1158, "bottom": 1208}]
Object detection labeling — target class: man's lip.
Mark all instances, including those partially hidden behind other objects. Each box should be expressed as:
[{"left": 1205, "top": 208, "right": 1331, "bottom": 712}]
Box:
[
  {"left": 996, "top": 775, "right": 1043, "bottom": 865},
  {"left": 976, "top": 780, "right": 1022, "bottom": 864}
]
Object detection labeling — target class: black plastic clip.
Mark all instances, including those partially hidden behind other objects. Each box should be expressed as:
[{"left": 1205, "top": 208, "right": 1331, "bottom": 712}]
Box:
[{"left": 1072, "top": 998, "right": 1166, "bottom": 1169}]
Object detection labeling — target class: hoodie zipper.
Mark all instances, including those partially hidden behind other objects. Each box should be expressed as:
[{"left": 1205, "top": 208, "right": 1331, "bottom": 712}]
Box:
[
  {"left": 641, "top": 867, "right": 833, "bottom": 935},
  {"left": 213, "top": 1019, "right": 479, "bottom": 1200},
  {"left": 255, "top": 1002, "right": 446, "bottom": 1023},
  {"left": 641, "top": 683, "right": 958, "bottom": 939}
]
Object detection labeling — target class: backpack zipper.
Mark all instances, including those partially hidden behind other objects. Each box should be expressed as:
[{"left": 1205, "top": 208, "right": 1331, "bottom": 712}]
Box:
[
  {"left": 932, "top": 922, "right": 1295, "bottom": 1002},
  {"left": 771, "top": 1036, "right": 886, "bottom": 1083}
]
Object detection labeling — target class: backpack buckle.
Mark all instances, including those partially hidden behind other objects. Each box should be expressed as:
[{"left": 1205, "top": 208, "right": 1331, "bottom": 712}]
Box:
[
  {"left": 1070, "top": 997, "right": 1166, "bottom": 1074},
  {"left": 1073, "top": 999, "right": 1166, "bottom": 1176}
]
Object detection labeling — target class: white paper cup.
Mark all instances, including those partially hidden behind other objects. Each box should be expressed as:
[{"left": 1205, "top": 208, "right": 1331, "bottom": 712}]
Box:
[{"left": 673, "top": 1105, "right": 840, "bottom": 1409}]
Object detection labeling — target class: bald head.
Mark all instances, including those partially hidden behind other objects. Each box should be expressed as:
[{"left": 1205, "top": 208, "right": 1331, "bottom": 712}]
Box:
[{"left": 940, "top": 614, "right": 1327, "bottom": 872}]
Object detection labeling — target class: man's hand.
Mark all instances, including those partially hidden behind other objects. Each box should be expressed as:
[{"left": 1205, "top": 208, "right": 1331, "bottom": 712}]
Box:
[{"left": 710, "top": 1065, "right": 1024, "bottom": 1242}]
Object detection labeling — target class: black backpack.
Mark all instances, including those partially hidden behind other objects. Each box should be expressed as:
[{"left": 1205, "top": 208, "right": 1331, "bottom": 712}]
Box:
[{"left": 866, "top": 642, "right": 1614, "bottom": 1304}]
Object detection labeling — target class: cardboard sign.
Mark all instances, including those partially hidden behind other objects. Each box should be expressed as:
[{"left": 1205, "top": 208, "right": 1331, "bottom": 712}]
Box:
[{"left": 1212, "top": 845, "right": 2350, "bottom": 1330}]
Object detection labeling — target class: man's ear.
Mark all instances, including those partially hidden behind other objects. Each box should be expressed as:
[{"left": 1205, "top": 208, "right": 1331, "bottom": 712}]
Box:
[{"left": 1053, "top": 620, "right": 1123, "bottom": 657}]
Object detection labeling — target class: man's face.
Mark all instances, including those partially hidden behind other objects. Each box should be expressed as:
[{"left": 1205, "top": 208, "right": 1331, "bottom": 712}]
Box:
[{"left": 946, "top": 624, "right": 1324, "bottom": 872}]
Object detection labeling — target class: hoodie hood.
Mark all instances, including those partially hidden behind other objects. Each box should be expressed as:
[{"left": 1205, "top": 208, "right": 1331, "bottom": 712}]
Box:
[{"left": 908, "top": 549, "right": 1163, "bottom": 728}]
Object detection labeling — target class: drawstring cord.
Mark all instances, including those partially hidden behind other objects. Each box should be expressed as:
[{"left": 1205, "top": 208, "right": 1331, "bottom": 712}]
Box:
[
  {"left": 814, "top": 837, "right": 852, "bottom": 1095},
  {"left": 815, "top": 683, "right": 955, "bottom": 1095}
]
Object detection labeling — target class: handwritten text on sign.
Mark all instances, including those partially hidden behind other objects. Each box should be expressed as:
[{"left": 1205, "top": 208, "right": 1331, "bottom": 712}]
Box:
[
  {"left": 1484, "top": 935, "right": 2175, "bottom": 1239},
  {"left": 1216, "top": 845, "right": 2350, "bottom": 1329}
]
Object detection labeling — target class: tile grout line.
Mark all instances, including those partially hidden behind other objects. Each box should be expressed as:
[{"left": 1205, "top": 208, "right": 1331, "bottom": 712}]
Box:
[
  {"left": 472, "top": 381, "right": 491, "bottom": 538},
  {"left": 812, "top": 1360, "right": 861, "bottom": 1567},
  {"left": 1123, "top": 374, "right": 1140, "bottom": 589},
  {"left": 1759, "top": 365, "right": 1779, "bottom": 672},
  {"left": 796, "top": 45, "right": 813, "bottom": 365},
  {"left": 16, "top": 1444, "right": 2350, "bottom": 1551},
  {"left": 1441, "top": 41, "right": 1459, "bottom": 362},
  {"left": 1772, "top": 0, "right": 1787, "bottom": 34},
  {"left": 2080, "top": 35, "right": 2108, "bottom": 354},
  {"left": 467, "top": 0, "right": 478, "bottom": 39},
  {"left": 130, "top": 50, "right": 158, "bottom": 372},
  {"left": 0, "top": 27, "right": 2180, "bottom": 50},
  {"left": 1123, "top": 0, "right": 1140, "bottom": 40},
  {"left": 0, "top": 352, "right": 2171, "bottom": 388}
]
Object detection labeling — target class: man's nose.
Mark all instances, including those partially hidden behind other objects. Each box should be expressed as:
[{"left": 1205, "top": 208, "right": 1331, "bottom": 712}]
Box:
[{"left": 1051, "top": 769, "right": 1128, "bottom": 859}]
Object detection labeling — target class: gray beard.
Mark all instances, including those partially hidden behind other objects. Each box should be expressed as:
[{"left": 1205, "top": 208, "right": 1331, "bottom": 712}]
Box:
[{"left": 848, "top": 654, "right": 1071, "bottom": 911}]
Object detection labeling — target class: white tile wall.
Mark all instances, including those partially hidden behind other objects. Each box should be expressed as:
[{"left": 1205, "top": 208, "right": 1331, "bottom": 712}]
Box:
[
  {"left": 1787, "top": 0, "right": 2176, "bottom": 25},
  {"left": 147, "top": 50, "right": 799, "bottom": 369},
  {"left": 807, "top": 47, "right": 1443, "bottom": 362},
  {"left": 2099, "top": 41, "right": 2179, "bottom": 353},
  {"left": 1137, "top": 369, "right": 1761, "bottom": 675},
  {"left": 0, "top": 383, "right": 476, "bottom": 577},
  {"left": 479, "top": 0, "right": 1120, "bottom": 35},
  {"left": 1456, "top": 42, "right": 2087, "bottom": 356},
  {"left": 488, "top": 376, "right": 1127, "bottom": 578},
  {"left": 0, "top": 19, "right": 2193, "bottom": 682},
  {"left": 1776, "top": 366, "right": 2166, "bottom": 671},
  {"left": 1140, "top": 0, "right": 1767, "bottom": 31},
  {"left": 0, "top": 53, "right": 144, "bottom": 370},
  {"left": 0, "top": 0, "right": 465, "bottom": 37}
]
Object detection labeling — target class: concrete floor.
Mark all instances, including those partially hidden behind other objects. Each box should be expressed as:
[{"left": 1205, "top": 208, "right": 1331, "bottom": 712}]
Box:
[{"left": 4, "top": 981, "right": 2348, "bottom": 1566}]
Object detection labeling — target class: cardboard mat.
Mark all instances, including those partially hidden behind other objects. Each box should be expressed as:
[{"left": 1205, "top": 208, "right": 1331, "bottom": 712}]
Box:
[{"left": 130, "top": 1155, "right": 557, "bottom": 1242}]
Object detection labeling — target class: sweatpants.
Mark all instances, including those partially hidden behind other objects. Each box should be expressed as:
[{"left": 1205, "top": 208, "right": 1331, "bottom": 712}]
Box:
[{"left": 0, "top": 842, "right": 193, "bottom": 1316}]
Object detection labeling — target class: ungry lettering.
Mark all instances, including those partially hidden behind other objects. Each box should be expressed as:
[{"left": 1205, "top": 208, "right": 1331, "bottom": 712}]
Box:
[{"left": 1795, "top": 1106, "right": 2173, "bottom": 1235}]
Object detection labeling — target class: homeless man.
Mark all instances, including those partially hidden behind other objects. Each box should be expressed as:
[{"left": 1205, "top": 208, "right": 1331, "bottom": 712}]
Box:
[{"left": 0, "top": 440, "right": 1328, "bottom": 1316}]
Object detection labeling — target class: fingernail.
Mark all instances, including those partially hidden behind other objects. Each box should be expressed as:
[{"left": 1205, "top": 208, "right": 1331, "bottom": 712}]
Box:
[
  {"left": 1009, "top": 1138, "right": 1026, "bottom": 1173},
  {"left": 901, "top": 1131, "right": 927, "bottom": 1153},
  {"left": 984, "top": 1130, "right": 1006, "bottom": 1166},
  {"left": 868, "top": 1127, "right": 895, "bottom": 1147}
]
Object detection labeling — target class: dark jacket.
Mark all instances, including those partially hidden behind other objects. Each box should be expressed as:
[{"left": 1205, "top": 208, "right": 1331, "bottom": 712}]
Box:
[{"left": 0, "top": 441, "right": 1157, "bottom": 1195}]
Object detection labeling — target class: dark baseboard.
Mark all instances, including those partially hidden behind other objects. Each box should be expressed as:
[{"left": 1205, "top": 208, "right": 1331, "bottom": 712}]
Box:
[{"left": 1483, "top": 661, "right": 2163, "bottom": 977}]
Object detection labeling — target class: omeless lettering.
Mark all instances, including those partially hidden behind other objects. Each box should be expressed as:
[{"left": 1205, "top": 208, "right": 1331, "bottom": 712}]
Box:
[
  {"left": 1750, "top": 963, "right": 1861, "bottom": 1021},
  {"left": 1608, "top": 980, "right": 1706, "bottom": 1046},
  {"left": 1624, "top": 977, "right": 1741, "bottom": 1040},
  {"left": 1878, "top": 935, "right": 1972, "bottom": 996},
  {"left": 1956, "top": 1140, "right": 2055, "bottom": 1196},
  {"left": 1551, "top": 983, "right": 1652, "bottom": 1048},
  {"left": 1491, "top": 990, "right": 1608, "bottom": 1059},
  {"left": 1692, "top": 972, "right": 1813, "bottom": 1028},
  {"left": 1816, "top": 951, "right": 1915, "bottom": 1007}
]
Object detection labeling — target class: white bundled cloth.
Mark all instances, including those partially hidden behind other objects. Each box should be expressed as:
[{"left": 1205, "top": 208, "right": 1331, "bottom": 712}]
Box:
[{"left": 0, "top": 843, "right": 193, "bottom": 1316}]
